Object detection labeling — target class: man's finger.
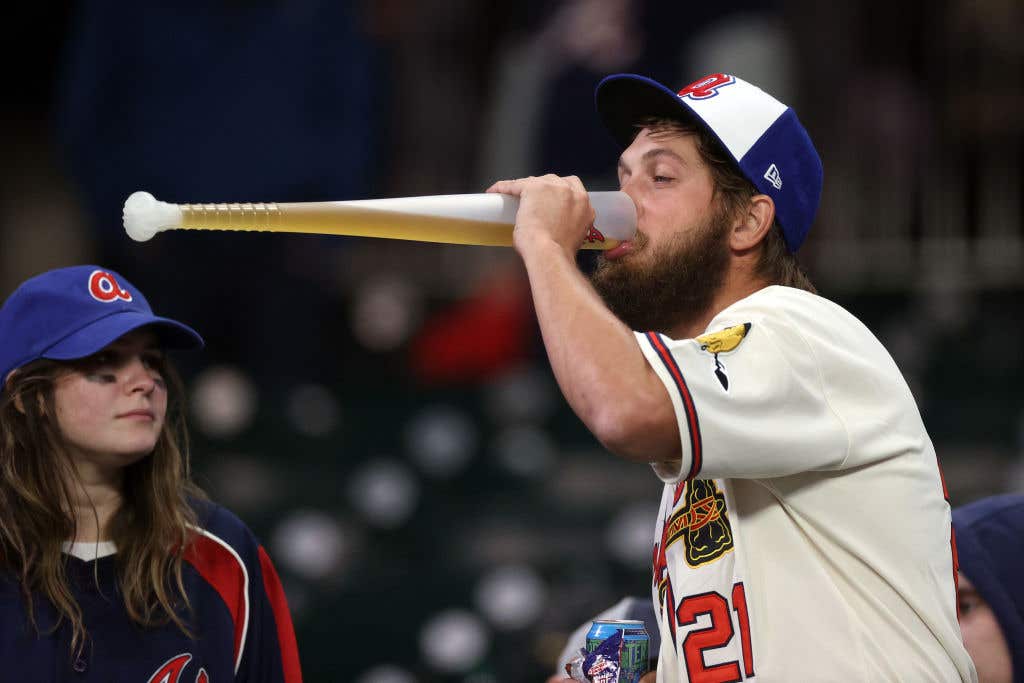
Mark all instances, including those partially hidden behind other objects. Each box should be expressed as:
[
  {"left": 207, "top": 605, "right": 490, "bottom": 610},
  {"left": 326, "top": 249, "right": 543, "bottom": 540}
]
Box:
[
  {"left": 486, "top": 177, "right": 530, "bottom": 196},
  {"left": 564, "top": 175, "right": 588, "bottom": 196}
]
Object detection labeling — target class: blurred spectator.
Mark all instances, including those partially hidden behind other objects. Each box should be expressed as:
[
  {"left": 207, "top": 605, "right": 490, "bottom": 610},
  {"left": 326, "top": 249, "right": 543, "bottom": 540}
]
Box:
[
  {"left": 366, "top": 0, "right": 513, "bottom": 196},
  {"left": 52, "top": 0, "right": 384, "bottom": 386},
  {"left": 479, "top": 0, "right": 782, "bottom": 187},
  {"left": 0, "top": 2, "right": 83, "bottom": 293},
  {"left": 953, "top": 494, "right": 1024, "bottom": 683}
]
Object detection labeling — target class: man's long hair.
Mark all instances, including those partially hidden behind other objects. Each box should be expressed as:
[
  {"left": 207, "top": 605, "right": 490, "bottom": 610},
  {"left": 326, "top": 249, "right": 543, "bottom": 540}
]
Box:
[{"left": 0, "top": 355, "right": 207, "bottom": 658}]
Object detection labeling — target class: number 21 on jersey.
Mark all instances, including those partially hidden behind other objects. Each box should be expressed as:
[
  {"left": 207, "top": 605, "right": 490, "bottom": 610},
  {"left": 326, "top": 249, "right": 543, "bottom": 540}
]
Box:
[{"left": 665, "top": 579, "right": 755, "bottom": 682}]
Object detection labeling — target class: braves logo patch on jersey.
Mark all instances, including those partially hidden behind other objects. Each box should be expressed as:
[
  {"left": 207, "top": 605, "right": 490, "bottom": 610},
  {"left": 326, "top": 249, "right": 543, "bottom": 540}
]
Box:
[
  {"left": 654, "top": 480, "right": 735, "bottom": 606},
  {"left": 696, "top": 323, "right": 751, "bottom": 391}
]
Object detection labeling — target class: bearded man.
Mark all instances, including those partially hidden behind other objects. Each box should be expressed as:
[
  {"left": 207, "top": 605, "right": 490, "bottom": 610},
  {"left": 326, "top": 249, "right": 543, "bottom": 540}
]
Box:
[{"left": 489, "top": 73, "right": 976, "bottom": 682}]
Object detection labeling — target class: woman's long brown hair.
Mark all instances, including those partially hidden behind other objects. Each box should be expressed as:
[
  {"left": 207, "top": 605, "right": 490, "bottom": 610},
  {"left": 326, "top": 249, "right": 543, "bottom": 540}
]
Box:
[{"left": 0, "top": 354, "right": 207, "bottom": 659}]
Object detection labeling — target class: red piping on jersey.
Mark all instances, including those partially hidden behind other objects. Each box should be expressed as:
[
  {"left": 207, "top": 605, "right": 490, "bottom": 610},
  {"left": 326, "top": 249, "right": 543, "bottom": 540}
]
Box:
[
  {"left": 259, "top": 546, "right": 303, "bottom": 682},
  {"left": 937, "top": 463, "right": 960, "bottom": 621},
  {"left": 183, "top": 531, "right": 249, "bottom": 673},
  {"left": 645, "top": 331, "right": 702, "bottom": 479}
]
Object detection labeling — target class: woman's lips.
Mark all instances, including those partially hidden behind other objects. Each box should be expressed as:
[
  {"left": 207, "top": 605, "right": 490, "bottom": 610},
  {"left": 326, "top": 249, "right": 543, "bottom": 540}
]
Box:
[{"left": 118, "top": 409, "right": 155, "bottom": 420}]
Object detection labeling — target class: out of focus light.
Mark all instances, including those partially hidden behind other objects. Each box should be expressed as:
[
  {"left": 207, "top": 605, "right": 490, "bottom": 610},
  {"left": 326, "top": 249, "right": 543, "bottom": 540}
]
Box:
[
  {"left": 351, "top": 276, "right": 421, "bottom": 351},
  {"left": 491, "top": 425, "right": 557, "bottom": 478},
  {"left": 354, "top": 665, "right": 418, "bottom": 683},
  {"left": 605, "top": 502, "right": 659, "bottom": 569},
  {"left": 880, "top": 318, "right": 931, "bottom": 378},
  {"left": 405, "top": 406, "right": 478, "bottom": 478},
  {"left": 285, "top": 383, "right": 342, "bottom": 437},
  {"left": 484, "top": 365, "right": 558, "bottom": 425},
  {"left": 473, "top": 564, "right": 547, "bottom": 630},
  {"left": 202, "top": 454, "right": 280, "bottom": 511},
  {"left": 348, "top": 458, "right": 420, "bottom": 529},
  {"left": 419, "top": 609, "right": 490, "bottom": 674},
  {"left": 270, "top": 509, "right": 352, "bottom": 581},
  {"left": 463, "top": 674, "right": 498, "bottom": 683},
  {"left": 920, "top": 285, "right": 970, "bottom": 334},
  {"left": 190, "top": 365, "right": 258, "bottom": 438}
]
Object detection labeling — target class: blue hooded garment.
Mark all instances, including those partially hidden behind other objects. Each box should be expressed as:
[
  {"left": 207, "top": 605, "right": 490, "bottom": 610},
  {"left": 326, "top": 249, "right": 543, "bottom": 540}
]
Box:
[{"left": 953, "top": 494, "right": 1024, "bottom": 683}]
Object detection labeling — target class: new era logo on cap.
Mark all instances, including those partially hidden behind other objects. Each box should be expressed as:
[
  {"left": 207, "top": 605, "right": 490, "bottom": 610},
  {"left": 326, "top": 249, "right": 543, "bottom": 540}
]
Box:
[
  {"left": 764, "top": 164, "right": 782, "bottom": 190},
  {"left": 594, "top": 72, "right": 823, "bottom": 252}
]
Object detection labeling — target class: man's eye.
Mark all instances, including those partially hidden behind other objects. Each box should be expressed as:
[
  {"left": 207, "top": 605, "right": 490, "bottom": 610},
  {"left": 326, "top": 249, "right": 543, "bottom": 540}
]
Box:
[
  {"left": 959, "top": 596, "right": 978, "bottom": 615},
  {"left": 653, "top": 175, "right": 674, "bottom": 183}
]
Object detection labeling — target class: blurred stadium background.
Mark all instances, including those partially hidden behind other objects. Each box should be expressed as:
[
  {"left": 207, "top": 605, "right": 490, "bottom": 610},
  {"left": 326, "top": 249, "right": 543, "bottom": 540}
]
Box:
[{"left": 2, "top": 1, "right": 1022, "bottom": 681}]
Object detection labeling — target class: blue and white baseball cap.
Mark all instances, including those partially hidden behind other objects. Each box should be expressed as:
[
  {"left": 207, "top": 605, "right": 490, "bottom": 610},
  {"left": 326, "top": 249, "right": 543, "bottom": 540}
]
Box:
[
  {"left": 595, "top": 73, "right": 823, "bottom": 252},
  {"left": 0, "top": 265, "right": 203, "bottom": 383}
]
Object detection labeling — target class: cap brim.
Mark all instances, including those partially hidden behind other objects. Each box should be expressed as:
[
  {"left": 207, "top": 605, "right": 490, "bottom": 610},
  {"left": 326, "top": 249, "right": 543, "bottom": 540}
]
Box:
[
  {"left": 42, "top": 311, "right": 204, "bottom": 361},
  {"left": 595, "top": 74, "right": 707, "bottom": 149}
]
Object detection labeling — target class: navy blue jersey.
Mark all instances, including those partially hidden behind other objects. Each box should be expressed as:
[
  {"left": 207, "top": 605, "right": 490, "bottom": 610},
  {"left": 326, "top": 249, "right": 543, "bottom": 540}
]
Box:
[{"left": 0, "top": 501, "right": 302, "bottom": 682}]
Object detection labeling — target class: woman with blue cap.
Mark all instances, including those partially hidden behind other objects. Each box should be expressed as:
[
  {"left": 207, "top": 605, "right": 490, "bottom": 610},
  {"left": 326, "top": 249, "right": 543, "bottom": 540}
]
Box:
[
  {"left": 954, "top": 494, "right": 1024, "bottom": 683},
  {"left": 0, "top": 266, "right": 302, "bottom": 682}
]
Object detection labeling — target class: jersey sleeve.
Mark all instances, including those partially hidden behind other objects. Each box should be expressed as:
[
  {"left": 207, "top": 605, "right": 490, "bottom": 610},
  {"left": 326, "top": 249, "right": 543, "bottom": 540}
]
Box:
[
  {"left": 635, "top": 300, "right": 851, "bottom": 483},
  {"left": 188, "top": 502, "right": 303, "bottom": 683},
  {"left": 243, "top": 544, "right": 303, "bottom": 683}
]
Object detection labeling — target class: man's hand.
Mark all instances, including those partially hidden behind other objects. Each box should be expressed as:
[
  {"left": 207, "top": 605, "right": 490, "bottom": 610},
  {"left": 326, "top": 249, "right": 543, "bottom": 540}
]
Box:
[{"left": 487, "top": 175, "right": 595, "bottom": 260}]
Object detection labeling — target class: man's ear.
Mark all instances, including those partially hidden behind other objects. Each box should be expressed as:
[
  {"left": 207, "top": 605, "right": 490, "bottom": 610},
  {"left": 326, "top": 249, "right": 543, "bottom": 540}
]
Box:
[{"left": 729, "top": 194, "right": 775, "bottom": 251}]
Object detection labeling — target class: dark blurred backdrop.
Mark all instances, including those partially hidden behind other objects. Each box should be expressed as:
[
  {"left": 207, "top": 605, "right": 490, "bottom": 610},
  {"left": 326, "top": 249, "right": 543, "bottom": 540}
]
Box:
[{"left": 2, "top": 1, "right": 1022, "bottom": 681}]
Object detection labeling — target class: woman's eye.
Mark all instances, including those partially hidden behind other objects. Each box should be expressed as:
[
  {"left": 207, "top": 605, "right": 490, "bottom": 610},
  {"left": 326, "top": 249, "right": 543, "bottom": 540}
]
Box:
[
  {"left": 959, "top": 596, "right": 978, "bottom": 615},
  {"left": 653, "top": 175, "right": 674, "bottom": 183},
  {"left": 81, "top": 354, "right": 114, "bottom": 376},
  {"left": 87, "top": 371, "right": 117, "bottom": 383}
]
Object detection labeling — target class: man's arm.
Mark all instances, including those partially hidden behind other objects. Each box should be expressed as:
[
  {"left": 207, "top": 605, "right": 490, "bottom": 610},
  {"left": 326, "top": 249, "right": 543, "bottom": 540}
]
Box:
[{"left": 487, "top": 175, "right": 678, "bottom": 464}]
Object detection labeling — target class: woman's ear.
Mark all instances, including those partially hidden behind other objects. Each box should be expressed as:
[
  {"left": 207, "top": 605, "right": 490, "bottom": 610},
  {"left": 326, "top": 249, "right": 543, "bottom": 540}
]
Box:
[
  {"left": 4, "top": 372, "right": 27, "bottom": 414},
  {"left": 730, "top": 194, "right": 775, "bottom": 251},
  {"left": 4, "top": 371, "right": 46, "bottom": 416}
]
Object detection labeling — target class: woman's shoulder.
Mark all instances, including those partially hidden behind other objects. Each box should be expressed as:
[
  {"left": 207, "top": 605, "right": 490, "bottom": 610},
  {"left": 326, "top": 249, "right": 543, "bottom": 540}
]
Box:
[{"left": 187, "top": 498, "right": 263, "bottom": 562}]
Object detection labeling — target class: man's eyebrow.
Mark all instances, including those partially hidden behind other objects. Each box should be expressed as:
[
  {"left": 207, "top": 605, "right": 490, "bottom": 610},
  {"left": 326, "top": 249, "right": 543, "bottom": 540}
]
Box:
[{"left": 618, "top": 148, "right": 689, "bottom": 173}]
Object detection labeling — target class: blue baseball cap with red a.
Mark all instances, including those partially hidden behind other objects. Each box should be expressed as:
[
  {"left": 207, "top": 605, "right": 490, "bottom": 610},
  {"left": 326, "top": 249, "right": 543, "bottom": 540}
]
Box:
[
  {"left": 0, "top": 265, "right": 203, "bottom": 384},
  {"left": 595, "top": 72, "right": 823, "bottom": 252}
]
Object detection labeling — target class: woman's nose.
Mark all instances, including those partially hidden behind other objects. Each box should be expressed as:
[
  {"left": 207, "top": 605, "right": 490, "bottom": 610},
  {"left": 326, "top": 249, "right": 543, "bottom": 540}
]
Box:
[{"left": 122, "top": 357, "right": 156, "bottom": 394}]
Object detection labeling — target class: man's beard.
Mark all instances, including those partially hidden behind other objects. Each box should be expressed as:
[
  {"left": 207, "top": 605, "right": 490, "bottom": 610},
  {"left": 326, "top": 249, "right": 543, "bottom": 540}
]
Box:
[{"left": 590, "top": 208, "right": 731, "bottom": 334}]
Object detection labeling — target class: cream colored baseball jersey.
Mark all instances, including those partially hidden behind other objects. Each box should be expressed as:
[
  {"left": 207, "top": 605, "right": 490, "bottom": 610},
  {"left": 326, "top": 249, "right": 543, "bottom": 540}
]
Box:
[{"left": 636, "top": 285, "right": 976, "bottom": 682}]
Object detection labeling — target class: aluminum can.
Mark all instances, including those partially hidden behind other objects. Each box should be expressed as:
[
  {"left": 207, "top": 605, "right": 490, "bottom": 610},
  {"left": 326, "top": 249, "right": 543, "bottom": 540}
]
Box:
[{"left": 586, "top": 619, "right": 650, "bottom": 682}]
